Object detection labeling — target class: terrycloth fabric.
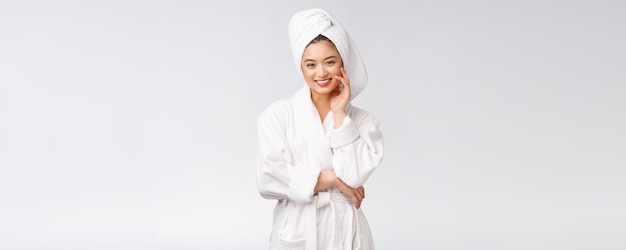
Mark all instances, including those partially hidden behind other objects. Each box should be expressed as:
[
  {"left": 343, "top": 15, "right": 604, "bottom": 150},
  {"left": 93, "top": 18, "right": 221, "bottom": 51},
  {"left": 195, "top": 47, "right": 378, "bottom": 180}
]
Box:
[
  {"left": 288, "top": 8, "right": 368, "bottom": 100},
  {"left": 257, "top": 8, "right": 383, "bottom": 250},
  {"left": 257, "top": 85, "right": 384, "bottom": 249}
]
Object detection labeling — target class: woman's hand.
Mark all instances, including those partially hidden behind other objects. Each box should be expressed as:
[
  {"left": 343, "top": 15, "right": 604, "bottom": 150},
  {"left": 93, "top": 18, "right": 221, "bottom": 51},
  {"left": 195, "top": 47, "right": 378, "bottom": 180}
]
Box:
[
  {"left": 331, "top": 67, "right": 351, "bottom": 127},
  {"left": 334, "top": 178, "right": 365, "bottom": 209},
  {"left": 315, "top": 170, "right": 338, "bottom": 192},
  {"left": 315, "top": 169, "right": 366, "bottom": 209}
]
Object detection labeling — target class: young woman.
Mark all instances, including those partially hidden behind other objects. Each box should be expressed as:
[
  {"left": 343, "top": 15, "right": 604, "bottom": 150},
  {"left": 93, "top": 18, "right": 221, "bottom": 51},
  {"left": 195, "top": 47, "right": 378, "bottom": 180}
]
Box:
[{"left": 257, "top": 8, "right": 384, "bottom": 249}]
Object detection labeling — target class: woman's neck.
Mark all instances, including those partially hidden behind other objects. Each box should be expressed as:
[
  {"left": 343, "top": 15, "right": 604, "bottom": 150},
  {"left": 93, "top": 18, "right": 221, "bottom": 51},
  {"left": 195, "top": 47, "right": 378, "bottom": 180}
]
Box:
[{"left": 311, "top": 91, "right": 331, "bottom": 122}]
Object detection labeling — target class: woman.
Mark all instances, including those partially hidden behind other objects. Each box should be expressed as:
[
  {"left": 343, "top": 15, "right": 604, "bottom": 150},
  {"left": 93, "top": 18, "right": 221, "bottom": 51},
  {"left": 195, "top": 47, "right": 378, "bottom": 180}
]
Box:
[{"left": 257, "top": 8, "right": 384, "bottom": 249}]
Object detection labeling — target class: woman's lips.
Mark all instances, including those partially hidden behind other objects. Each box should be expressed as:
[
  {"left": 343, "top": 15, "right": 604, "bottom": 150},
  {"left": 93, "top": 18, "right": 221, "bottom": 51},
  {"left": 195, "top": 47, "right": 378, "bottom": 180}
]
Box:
[{"left": 315, "top": 78, "right": 331, "bottom": 87}]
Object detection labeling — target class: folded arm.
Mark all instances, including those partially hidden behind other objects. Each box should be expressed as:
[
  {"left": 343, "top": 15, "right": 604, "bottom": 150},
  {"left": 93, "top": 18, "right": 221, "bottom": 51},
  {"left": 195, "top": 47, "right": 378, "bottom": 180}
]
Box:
[
  {"left": 329, "top": 108, "right": 384, "bottom": 188},
  {"left": 256, "top": 106, "right": 320, "bottom": 203}
]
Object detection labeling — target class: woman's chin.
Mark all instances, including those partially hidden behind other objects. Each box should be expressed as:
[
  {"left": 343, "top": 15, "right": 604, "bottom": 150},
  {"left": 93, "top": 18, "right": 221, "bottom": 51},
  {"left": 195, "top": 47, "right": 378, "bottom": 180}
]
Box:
[
  {"left": 308, "top": 83, "right": 338, "bottom": 95},
  {"left": 310, "top": 87, "right": 335, "bottom": 96}
]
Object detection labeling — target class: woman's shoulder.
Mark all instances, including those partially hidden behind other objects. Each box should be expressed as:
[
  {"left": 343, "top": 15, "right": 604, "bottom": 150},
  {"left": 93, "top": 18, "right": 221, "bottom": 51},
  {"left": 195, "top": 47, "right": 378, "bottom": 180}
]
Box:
[
  {"left": 258, "top": 97, "right": 294, "bottom": 123},
  {"left": 348, "top": 105, "right": 380, "bottom": 125}
]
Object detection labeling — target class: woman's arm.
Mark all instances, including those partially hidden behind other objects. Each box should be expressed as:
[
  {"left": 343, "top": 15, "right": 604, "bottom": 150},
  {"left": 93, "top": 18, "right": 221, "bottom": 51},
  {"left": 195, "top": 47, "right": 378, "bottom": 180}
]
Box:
[
  {"left": 257, "top": 103, "right": 320, "bottom": 203},
  {"left": 315, "top": 170, "right": 365, "bottom": 209},
  {"left": 329, "top": 109, "right": 384, "bottom": 188},
  {"left": 330, "top": 67, "right": 384, "bottom": 188}
]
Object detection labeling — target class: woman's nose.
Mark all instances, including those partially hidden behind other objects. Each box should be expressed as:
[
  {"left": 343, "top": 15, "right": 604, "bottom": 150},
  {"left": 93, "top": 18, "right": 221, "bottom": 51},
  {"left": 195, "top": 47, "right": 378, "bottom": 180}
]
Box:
[{"left": 317, "top": 66, "right": 327, "bottom": 77}]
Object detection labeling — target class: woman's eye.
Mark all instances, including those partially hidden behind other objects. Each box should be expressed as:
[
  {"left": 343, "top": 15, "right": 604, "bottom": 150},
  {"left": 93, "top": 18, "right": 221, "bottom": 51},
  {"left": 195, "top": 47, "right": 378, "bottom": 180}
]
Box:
[
  {"left": 306, "top": 63, "right": 315, "bottom": 67},
  {"left": 326, "top": 61, "right": 335, "bottom": 65}
]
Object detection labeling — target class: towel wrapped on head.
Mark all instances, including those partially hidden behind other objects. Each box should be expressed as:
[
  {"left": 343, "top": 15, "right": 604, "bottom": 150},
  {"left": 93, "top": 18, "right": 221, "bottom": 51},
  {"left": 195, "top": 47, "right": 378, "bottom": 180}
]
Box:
[{"left": 288, "top": 8, "right": 368, "bottom": 100}]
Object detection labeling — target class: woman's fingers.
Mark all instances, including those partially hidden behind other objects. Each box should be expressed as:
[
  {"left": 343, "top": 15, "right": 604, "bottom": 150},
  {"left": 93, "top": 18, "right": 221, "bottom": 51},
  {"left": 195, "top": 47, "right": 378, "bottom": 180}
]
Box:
[
  {"left": 354, "top": 187, "right": 363, "bottom": 200},
  {"left": 334, "top": 179, "right": 365, "bottom": 209},
  {"left": 340, "top": 67, "right": 350, "bottom": 86},
  {"left": 354, "top": 186, "right": 365, "bottom": 209},
  {"left": 335, "top": 67, "right": 350, "bottom": 88},
  {"left": 353, "top": 191, "right": 362, "bottom": 209}
]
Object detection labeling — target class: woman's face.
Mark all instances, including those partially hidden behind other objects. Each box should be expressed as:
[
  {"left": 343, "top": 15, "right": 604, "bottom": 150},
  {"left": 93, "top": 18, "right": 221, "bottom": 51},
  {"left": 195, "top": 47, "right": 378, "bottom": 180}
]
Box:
[{"left": 301, "top": 41, "right": 343, "bottom": 97}]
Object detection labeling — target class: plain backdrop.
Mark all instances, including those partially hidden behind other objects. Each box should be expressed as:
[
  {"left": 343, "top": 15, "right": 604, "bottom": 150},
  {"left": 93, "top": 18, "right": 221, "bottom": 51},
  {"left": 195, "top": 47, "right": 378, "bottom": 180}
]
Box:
[{"left": 1, "top": 1, "right": 624, "bottom": 249}]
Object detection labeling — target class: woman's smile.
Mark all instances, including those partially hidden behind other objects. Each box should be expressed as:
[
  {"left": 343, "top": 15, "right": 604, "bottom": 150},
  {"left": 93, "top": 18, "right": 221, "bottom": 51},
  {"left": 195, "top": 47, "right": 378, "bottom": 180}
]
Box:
[{"left": 315, "top": 78, "right": 332, "bottom": 87}]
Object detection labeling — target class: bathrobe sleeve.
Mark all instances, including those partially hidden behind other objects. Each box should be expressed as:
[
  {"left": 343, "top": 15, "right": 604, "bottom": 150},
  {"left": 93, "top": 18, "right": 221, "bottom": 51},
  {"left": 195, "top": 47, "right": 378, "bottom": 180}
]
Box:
[
  {"left": 256, "top": 101, "right": 320, "bottom": 203},
  {"left": 329, "top": 107, "right": 384, "bottom": 188}
]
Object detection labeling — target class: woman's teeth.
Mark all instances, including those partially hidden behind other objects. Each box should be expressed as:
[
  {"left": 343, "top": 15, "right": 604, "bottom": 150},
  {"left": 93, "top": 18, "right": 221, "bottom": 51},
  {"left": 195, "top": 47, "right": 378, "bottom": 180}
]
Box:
[{"left": 316, "top": 79, "right": 331, "bottom": 85}]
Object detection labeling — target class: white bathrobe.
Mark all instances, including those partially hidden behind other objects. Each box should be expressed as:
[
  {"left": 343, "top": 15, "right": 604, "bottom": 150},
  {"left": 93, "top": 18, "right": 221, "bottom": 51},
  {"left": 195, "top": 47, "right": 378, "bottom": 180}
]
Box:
[
  {"left": 257, "top": 8, "right": 384, "bottom": 250},
  {"left": 257, "top": 86, "right": 384, "bottom": 249}
]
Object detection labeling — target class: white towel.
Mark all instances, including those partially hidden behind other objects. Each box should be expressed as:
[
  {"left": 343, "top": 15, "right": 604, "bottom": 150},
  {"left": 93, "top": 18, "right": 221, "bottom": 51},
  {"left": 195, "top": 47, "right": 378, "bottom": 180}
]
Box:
[{"left": 288, "top": 8, "right": 368, "bottom": 100}]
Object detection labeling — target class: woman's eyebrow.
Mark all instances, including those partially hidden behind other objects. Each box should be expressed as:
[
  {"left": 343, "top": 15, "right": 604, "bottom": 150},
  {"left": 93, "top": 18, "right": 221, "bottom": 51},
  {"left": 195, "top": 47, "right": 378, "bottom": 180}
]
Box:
[{"left": 303, "top": 56, "right": 337, "bottom": 62}]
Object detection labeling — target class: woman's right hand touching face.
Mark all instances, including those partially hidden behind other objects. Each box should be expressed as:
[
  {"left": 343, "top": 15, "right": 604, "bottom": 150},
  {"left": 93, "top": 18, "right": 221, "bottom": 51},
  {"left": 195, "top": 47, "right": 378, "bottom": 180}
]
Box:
[{"left": 334, "top": 178, "right": 365, "bottom": 209}]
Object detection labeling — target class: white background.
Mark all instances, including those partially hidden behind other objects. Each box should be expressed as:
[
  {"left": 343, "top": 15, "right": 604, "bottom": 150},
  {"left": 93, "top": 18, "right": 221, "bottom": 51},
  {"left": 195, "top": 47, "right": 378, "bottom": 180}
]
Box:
[{"left": 1, "top": 1, "right": 624, "bottom": 249}]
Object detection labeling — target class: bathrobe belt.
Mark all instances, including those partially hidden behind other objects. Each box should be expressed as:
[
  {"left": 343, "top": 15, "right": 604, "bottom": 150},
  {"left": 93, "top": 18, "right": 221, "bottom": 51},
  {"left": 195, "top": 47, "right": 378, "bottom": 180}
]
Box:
[
  {"left": 312, "top": 191, "right": 355, "bottom": 249},
  {"left": 272, "top": 191, "right": 353, "bottom": 249},
  {"left": 315, "top": 191, "right": 351, "bottom": 208}
]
